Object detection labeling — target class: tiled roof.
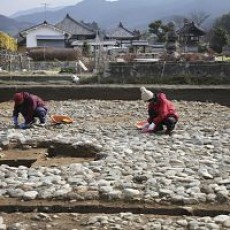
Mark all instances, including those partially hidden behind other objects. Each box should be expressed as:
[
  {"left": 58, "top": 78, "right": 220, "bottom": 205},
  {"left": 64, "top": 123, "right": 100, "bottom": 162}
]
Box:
[
  {"left": 19, "top": 21, "right": 70, "bottom": 37},
  {"left": 121, "top": 40, "right": 149, "bottom": 46},
  {"left": 106, "top": 22, "right": 138, "bottom": 40},
  {"left": 71, "top": 39, "right": 117, "bottom": 46},
  {"left": 177, "top": 22, "right": 206, "bottom": 36},
  {"left": 55, "top": 14, "right": 96, "bottom": 36}
]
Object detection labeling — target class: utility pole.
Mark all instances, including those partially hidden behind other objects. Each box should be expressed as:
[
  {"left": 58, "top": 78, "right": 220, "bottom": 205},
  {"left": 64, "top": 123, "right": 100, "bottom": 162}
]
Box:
[{"left": 42, "top": 2, "right": 49, "bottom": 21}]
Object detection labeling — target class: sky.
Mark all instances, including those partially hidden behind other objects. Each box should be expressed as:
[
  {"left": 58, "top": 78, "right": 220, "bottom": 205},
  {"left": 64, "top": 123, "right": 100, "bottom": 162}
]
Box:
[{"left": 0, "top": 0, "right": 118, "bottom": 17}]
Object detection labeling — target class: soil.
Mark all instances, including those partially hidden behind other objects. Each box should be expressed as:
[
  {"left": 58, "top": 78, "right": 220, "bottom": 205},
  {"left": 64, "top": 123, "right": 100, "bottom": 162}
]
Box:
[
  {"left": 0, "top": 200, "right": 230, "bottom": 229},
  {"left": 0, "top": 148, "right": 95, "bottom": 168},
  {"left": 0, "top": 212, "right": 185, "bottom": 230}
]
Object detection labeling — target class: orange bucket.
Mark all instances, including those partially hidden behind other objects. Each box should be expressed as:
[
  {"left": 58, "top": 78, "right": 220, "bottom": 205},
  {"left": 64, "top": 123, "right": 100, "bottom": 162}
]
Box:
[
  {"left": 135, "top": 120, "right": 148, "bottom": 129},
  {"left": 51, "top": 115, "right": 74, "bottom": 124}
]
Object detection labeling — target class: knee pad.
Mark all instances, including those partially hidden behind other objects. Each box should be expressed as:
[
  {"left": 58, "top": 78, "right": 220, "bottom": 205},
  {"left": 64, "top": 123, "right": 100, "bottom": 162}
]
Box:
[
  {"left": 167, "top": 116, "right": 177, "bottom": 124},
  {"left": 164, "top": 116, "right": 177, "bottom": 132}
]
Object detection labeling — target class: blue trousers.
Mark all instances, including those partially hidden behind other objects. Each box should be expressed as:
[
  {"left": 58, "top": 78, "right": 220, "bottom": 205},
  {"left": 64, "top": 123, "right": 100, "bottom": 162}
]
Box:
[{"left": 34, "top": 107, "right": 47, "bottom": 124}]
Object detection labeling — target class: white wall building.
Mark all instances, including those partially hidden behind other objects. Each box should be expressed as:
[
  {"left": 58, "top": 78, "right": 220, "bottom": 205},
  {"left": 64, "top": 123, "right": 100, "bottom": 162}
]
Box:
[{"left": 20, "top": 21, "right": 71, "bottom": 48}]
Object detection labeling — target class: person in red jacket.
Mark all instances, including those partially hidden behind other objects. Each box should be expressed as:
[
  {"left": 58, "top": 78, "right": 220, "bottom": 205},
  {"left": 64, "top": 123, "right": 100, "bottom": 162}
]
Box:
[
  {"left": 140, "top": 87, "right": 178, "bottom": 134},
  {"left": 13, "top": 92, "right": 48, "bottom": 129}
]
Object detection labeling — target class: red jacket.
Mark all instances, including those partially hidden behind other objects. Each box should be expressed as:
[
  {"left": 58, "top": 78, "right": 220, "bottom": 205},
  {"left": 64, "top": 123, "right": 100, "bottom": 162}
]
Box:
[
  {"left": 147, "top": 92, "right": 178, "bottom": 126},
  {"left": 13, "top": 92, "right": 47, "bottom": 124}
]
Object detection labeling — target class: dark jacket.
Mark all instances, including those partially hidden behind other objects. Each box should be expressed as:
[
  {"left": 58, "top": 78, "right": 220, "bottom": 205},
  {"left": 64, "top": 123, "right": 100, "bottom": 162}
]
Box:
[{"left": 13, "top": 92, "right": 47, "bottom": 124}]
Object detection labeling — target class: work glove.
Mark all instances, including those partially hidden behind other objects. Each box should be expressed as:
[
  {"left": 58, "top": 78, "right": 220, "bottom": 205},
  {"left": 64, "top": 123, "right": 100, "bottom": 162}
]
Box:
[
  {"left": 148, "top": 122, "right": 155, "bottom": 131},
  {"left": 13, "top": 116, "right": 19, "bottom": 128},
  {"left": 13, "top": 116, "right": 18, "bottom": 125},
  {"left": 142, "top": 122, "right": 155, "bottom": 133},
  {"left": 18, "top": 123, "right": 29, "bottom": 129}
]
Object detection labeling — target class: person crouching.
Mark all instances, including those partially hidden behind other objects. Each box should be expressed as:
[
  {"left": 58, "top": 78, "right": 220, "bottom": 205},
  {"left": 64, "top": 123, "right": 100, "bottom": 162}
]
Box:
[
  {"left": 140, "top": 87, "right": 178, "bottom": 135},
  {"left": 13, "top": 92, "right": 48, "bottom": 129}
]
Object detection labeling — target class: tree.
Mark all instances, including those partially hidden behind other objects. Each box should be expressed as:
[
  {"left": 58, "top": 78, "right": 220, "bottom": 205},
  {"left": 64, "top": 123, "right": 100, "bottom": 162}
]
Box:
[
  {"left": 189, "top": 11, "right": 210, "bottom": 26},
  {"left": 210, "top": 27, "right": 229, "bottom": 53},
  {"left": 215, "top": 12, "right": 230, "bottom": 33},
  {"left": 170, "top": 16, "right": 186, "bottom": 30},
  {"left": 148, "top": 20, "right": 169, "bottom": 42},
  {"left": 170, "top": 11, "right": 209, "bottom": 32},
  {"left": 209, "top": 12, "right": 230, "bottom": 53},
  {"left": 0, "top": 32, "right": 17, "bottom": 52}
]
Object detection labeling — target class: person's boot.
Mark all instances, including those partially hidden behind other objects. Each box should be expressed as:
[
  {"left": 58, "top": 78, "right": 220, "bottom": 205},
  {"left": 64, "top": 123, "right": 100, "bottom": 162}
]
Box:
[
  {"left": 165, "top": 123, "right": 175, "bottom": 136},
  {"left": 154, "top": 124, "right": 164, "bottom": 133}
]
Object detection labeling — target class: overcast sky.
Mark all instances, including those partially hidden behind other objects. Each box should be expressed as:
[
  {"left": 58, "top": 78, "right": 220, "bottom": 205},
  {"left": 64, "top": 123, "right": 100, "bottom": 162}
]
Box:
[{"left": 1, "top": 0, "right": 116, "bottom": 17}]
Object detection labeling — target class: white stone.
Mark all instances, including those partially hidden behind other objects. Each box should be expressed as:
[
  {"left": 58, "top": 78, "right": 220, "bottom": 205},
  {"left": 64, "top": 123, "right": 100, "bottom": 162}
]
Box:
[
  {"left": 124, "top": 188, "right": 140, "bottom": 198},
  {"left": 177, "top": 219, "right": 188, "bottom": 226},
  {"left": 23, "top": 191, "right": 38, "bottom": 200},
  {"left": 214, "top": 215, "right": 230, "bottom": 223}
]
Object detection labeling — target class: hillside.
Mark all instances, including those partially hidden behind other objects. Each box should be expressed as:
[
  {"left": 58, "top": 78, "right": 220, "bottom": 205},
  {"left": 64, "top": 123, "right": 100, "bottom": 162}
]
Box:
[
  {"left": 0, "top": 15, "right": 32, "bottom": 36},
  {"left": 10, "top": 6, "right": 64, "bottom": 18},
  {"left": 1, "top": 0, "right": 230, "bottom": 35},
  {"left": 12, "top": 0, "right": 230, "bottom": 30}
]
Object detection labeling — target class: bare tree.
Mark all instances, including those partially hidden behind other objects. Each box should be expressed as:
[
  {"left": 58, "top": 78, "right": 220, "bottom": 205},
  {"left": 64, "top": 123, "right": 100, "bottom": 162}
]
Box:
[
  {"left": 170, "top": 15, "right": 187, "bottom": 29},
  {"left": 190, "top": 11, "right": 210, "bottom": 26}
]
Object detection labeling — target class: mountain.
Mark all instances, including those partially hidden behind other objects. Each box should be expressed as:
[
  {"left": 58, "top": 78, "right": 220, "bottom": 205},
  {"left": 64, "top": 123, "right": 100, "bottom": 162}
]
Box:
[
  {"left": 0, "top": 15, "right": 32, "bottom": 35},
  {"left": 4, "top": 0, "right": 230, "bottom": 34},
  {"left": 10, "top": 6, "right": 65, "bottom": 18},
  {"left": 11, "top": 0, "right": 185, "bottom": 28}
]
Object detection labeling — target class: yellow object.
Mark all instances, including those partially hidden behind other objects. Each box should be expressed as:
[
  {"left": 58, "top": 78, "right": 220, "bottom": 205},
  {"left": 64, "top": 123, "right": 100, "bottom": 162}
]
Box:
[
  {"left": 0, "top": 31, "right": 17, "bottom": 52},
  {"left": 135, "top": 120, "right": 148, "bottom": 129},
  {"left": 51, "top": 115, "right": 74, "bottom": 124}
]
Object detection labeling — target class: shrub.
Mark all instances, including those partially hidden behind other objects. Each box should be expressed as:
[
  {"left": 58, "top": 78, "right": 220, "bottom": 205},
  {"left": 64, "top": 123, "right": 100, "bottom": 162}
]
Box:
[
  {"left": 59, "top": 67, "right": 76, "bottom": 74},
  {"left": 27, "top": 47, "right": 79, "bottom": 61}
]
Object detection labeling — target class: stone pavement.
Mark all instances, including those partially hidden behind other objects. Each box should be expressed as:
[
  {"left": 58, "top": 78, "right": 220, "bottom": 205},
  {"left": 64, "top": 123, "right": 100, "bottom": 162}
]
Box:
[{"left": 0, "top": 99, "right": 229, "bottom": 229}]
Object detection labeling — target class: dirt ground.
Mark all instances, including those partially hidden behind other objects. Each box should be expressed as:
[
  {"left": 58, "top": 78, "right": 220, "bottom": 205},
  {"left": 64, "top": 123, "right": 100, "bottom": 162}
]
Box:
[
  {"left": 0, "top": 148, "right": 95, "bottom": 168},
  {"left": 0, "top": 212, "right": 183, "bottom": 230}
]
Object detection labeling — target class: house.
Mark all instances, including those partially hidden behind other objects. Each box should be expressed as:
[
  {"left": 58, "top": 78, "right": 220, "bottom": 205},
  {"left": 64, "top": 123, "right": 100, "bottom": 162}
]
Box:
[
  {"left": 121, "top": 40, "right": 149, "bottom": 53},
  {"left": 177, "top": 21, "right": 206, "bottom": 52},
  {"left": 18, "top": 14, "right": 98, "bottom": 49},
  {"left": 18, "top": 17, "right": 147, "bottom": 55},
  {"left": 55, "top": 14, "right": 97, "bottom": 44},
  {"left": 71, "top": 34, "right": 117, "bottom": 52},
  {"left": 105, "top": 22, "right": 140, "bottom": 47},
  {"left": 19, "top": 21, "right": 71, "bottom": 48}
]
